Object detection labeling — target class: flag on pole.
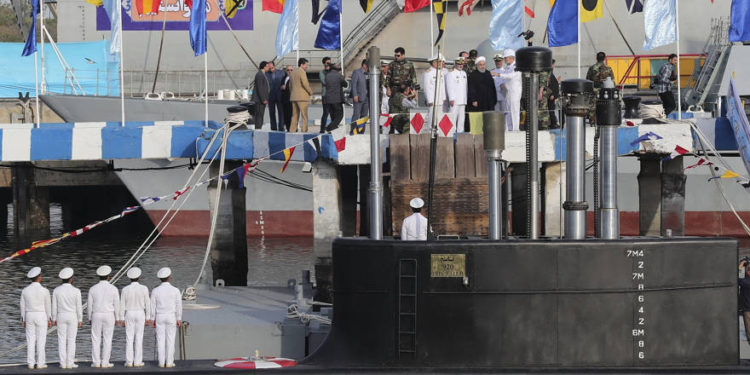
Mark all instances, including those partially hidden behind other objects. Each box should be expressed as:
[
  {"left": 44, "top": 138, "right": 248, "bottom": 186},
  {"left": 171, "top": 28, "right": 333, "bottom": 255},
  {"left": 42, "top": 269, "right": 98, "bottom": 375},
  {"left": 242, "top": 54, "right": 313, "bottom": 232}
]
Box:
[
  {"left": 275, "top": 0, "right": 299, "bottom": 57},
  {"left": 547, "top": 0, "right": 577, "bottom": 47},
  {"left": 312, "top": 0, "right": 323, "bottom": 23},
  {"left": 360, "top": 0, "right": 374, "bottom": 13},
  {"left": 580, "top": 0, "right": 602, "bottom": 22},
  {"left": 86, "top": 0, "right": 103, "bottom": 6},
  {"left": 314, "top": 0, "right": 341, "bottom": 50},
  {"left": 281, "top": 146, "right": 296, "bottom": 173},
  {"left": 624, "top": 0, "right": 643, "bottom": 13},
  {"left": 432, "top": 0, "right": 447, "bottom": 46},
  {"left": 135, "top": 0, "right": 160, "bottom": 15},
  {"left": 459, "top": 0, "right": 476, "bottom": 16},
  {"left": 404, "top": 0, "right": 430, "bottom": 12},
  {"left": 730, "top": 0, "right": 750, "bottom": 42},
  {"left": 524, "top": 0, "right": 535, "bottom": 17},
  {"left": 263, "top": 0, "right": 285, "bottom": 13},
  {"left": 102, "top": 0, "right": 122, "bottom": 55},
  {"left": 643, "top": 0, "right": 676, "bottom": 50},
  {"left": 489, "top": 0, "right": 524, "bottom": 50},
  {"left": 21, "top": 0, "right": 39, "bottom": 56},
  {"left": 187, "top": 0, "right": 207, "bottom": 56}
]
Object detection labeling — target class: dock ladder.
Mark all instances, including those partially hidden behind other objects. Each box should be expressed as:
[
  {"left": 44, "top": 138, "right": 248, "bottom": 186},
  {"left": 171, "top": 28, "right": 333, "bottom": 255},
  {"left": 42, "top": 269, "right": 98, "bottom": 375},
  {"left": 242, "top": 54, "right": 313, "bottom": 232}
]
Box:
[{"left": 397, "top": 258, "right": 418, "bottom": 360}]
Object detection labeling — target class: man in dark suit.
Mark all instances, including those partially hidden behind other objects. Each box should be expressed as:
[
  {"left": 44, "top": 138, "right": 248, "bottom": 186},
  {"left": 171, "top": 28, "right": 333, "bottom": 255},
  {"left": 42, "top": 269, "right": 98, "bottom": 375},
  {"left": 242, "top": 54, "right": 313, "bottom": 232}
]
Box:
[
  {"left": 350, "top": 59, "right": 369, "bottom": 123},
  {"left": 281, "top": 65, "right": 293, "bottom": 131},
  {"left": 252, "top": 61, "right": 270, "bottom": 129},
  {"left": 323, "top": 64, "right": 347, "bottom": 132},
  {"left": 266, "top": 61, "right": 286, "bottom": 131}
]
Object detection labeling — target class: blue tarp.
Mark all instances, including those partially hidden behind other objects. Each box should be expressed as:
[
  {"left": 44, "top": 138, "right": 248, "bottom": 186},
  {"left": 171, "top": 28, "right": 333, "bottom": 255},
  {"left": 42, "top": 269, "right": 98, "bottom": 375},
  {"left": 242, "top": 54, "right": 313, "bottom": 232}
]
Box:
[{"left": 0, "top": 40, "right": 119, "bottom": 98}]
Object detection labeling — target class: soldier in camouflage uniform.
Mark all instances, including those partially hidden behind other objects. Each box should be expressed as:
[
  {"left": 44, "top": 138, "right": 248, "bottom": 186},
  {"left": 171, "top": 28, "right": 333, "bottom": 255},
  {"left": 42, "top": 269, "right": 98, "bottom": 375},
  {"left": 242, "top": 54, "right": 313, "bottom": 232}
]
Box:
[
  {"left": 464, "top": 49, "right": 478, "bottom": 75},
  {"left": 585, "top": 52, "right": 615, "bottom": 125},
  {"left": 389, "top": 84, "right": 419, "bottom": 134},
  {"left": 386, "top": 47, "right": 417, "bottom": 94},
  {"left": 537, "top": 70, "right": 552, "bottom": 130}
]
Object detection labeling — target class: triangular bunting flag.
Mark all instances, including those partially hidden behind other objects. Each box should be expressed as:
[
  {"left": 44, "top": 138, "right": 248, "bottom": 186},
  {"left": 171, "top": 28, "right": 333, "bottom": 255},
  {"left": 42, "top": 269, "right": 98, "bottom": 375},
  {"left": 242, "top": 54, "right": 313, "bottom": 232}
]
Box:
[
  {"left": 684, "top": 158, "right": 711, "bottom": 170},
  {"left": 350, "top": 116, "right": 369, "bottom": 135},
  {"left": 281, "top": 146, "right": 296, "bottom": 173},
  {"left": 307, "top": 137, "right": 322, "bottom": 159},
  {"left": 629, "top": 131, "right": 663, "bottom": 146},
  {"left": 662, "top": 144, "right": 689, "bottom": 161},
  {"left": 381, "top": 114, "right": 393, "bottom": 128}
]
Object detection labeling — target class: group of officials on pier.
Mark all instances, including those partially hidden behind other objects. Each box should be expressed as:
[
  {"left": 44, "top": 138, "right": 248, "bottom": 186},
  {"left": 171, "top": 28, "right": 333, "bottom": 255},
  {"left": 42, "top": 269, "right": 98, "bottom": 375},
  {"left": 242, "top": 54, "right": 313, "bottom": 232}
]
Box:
[{"left": 19, "top": 265, "right": 183, "bottom": 370}]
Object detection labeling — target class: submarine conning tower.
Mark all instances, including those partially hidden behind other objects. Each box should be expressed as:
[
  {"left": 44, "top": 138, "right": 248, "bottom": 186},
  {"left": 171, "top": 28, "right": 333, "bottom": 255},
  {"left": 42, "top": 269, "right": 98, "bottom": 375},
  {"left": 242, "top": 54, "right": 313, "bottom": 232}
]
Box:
[{"left": 303, "top": 47, "right": 739, "bottom": 369}]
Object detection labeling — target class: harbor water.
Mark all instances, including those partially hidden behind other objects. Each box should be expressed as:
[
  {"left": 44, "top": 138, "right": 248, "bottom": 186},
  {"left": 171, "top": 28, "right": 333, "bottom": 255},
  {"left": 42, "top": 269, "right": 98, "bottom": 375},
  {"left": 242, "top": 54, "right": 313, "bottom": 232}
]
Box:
[{"left": 0, "top": 204, "right": 315, "bottom": 365}]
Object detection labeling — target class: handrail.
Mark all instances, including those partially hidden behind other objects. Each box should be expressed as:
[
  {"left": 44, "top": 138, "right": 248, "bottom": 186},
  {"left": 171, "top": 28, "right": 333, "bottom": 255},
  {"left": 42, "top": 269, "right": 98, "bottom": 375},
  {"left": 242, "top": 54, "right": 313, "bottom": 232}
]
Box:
[
  {"left": 341, "top": 0, "right": 400, "bottom": 67},
  {"left": 608, "top": 54, "right": 705, "bottom": 90}
]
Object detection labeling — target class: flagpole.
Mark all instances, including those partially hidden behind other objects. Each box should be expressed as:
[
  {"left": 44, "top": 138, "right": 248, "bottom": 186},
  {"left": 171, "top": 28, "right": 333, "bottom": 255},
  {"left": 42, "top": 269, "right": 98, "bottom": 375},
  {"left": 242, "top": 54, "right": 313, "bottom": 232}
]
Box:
[
  {"left": 430, "top": 2, "right": 434, "bottom": 57},
  {"left": 675, "top": 0, "right": 681, "bottom": 120},
  {"left": 577, "top": 0, "right": 581, "bottom": 78},
  {"left": 118, "top": 0, "right": 125, "bottom": 127},
  {"left": 339, "top": 0, "right": 344, "bottom": 78},
  {"left": 40, "top": 0, "right": 45, "bottom": 94},
  {"left": 295, "top": 0, "right": 299, "bottom": 64},
  {"left": 205, "top": 50, "right": 209, "bottom": 127},
  {"left": 33, "top": 50, "right": 40, "bottom": 128}
]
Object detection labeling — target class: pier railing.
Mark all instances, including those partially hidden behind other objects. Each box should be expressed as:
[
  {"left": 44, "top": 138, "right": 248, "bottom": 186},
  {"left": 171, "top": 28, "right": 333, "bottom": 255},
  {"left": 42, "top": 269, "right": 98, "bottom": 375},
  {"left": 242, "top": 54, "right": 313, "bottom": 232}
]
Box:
[{"left": 608, "top": 54, "right": 705, "bottom": 91}]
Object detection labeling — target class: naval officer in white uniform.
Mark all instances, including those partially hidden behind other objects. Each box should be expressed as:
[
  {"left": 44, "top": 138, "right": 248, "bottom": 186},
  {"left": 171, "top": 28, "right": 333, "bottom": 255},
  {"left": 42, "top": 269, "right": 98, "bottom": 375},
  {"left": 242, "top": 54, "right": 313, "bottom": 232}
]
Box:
[
  {"left": 87, "top": 265, "right": 120, "bottom": 368},
  {"left": 52, "top": 267, "right": 82, "bottom": 369},
  {"left": 120, "top": 267, "right": 151, "bottom": 368},
  {"left": 20, "top": 267, "right": 51, "bottom": 370},
  {"left": 445, "top": 56, "right": 468, "bottom": 135},
  {"left": 493, "top": 49, "right": 522, "bottom": 131},
  {"left": 150, "top": 267, "right": 182, "bottom": 368},
  {"left": 422, "top": 53, "right": 449, "bottom": 133},
  {"left": 401, "top": 198, "right": 428, "bottom": 241}
]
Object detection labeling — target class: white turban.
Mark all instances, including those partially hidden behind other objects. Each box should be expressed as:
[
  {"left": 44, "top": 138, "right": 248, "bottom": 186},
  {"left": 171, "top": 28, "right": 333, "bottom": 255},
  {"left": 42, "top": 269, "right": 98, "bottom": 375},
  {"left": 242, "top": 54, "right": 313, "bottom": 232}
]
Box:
[{"left": 475, "top": 56, "right": 486, "bottom": 63}]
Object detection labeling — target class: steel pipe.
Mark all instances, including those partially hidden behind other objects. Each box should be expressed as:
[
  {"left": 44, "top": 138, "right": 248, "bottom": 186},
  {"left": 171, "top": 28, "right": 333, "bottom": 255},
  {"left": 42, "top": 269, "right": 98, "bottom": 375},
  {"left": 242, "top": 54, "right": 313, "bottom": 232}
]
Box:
[
  {"left": 561, "top": 78, "right": 594, "bottom": 240},
  {"left": 367, "top": 46, "right": 383, "bottom": 240},
  {"left": 515, "top": 47, "right": 552, "bottom": 240},
  {"left": 483, "top": 111, "right": 506, "bottom": 240},
  {"left": 596, "top": 80, "right": 621, "bottom": 239}
]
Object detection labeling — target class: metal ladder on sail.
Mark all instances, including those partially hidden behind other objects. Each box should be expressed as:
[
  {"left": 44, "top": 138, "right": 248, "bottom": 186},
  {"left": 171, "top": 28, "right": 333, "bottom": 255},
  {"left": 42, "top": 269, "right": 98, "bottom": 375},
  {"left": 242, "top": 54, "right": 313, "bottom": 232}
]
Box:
[
  {"left": 686, "top": 18, "right": 730, "bottom": 111},
  {"left": 397, "top": 258, "right": 418, "bottom": 359},
  {"left": 342, "top": 1, "right": 401, "bottom": 67}
]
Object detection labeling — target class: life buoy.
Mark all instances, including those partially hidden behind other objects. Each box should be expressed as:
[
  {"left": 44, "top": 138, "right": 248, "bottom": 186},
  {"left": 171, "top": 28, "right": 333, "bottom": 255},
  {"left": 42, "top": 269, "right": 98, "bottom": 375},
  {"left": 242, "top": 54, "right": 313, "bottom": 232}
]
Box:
[{"left": 214, "top": 357, "right": 297, "bottom": 369}]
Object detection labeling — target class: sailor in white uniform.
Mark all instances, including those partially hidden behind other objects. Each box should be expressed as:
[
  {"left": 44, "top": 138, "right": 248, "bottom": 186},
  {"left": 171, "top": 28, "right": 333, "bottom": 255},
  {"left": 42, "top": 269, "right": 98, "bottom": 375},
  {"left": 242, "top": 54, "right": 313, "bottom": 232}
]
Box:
[
  {"left": 120, "top": 267, "right": 151, "bottom": 367},
  {"left": 490, "top": 53, "right": 506, "bottom": 112},
  {"left": 20, "top": 267, "right": 51, "bottom": 370},
  {"left": 87, "top": 265, "right": 120, "bottom": 368},
  {"left": 401, "top": 197, "right": 428, "bottom": 241},
  {"left": 493, "top": 49, "right": 522, "bottom": 131},
  {"left": 150, "top": 267, "right": 182, "bottom": 368},
  {"left": 422, "top": 53, "right": 449, "bottom": 133},
  {"left": 52, "top": 267, "right": 82, "bottom": 369},
  {"left": 445, "top": 56, "right": 468, "bottom": 135}
]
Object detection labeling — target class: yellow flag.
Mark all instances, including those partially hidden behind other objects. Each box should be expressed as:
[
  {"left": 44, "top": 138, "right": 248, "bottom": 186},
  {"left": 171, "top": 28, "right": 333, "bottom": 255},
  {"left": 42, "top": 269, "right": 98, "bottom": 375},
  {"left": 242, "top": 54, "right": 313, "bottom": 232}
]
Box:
[
  {"left": 721, "top": 169, "right": 740, "bottom": 179},
  {"left": 549, "top": 0, "right": 603, "bottom": 23},
  {"left": 86, "top": 0, "right": 103, "bottom": 6},
  {"left": 280, "top": 146, "right": 296, "bottom": 173}
]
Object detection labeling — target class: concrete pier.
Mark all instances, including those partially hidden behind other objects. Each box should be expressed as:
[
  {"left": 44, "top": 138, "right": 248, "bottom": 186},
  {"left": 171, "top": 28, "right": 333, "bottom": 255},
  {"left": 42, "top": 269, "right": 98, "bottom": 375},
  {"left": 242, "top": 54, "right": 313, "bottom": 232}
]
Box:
[
  {"left": 207, "top": 161, "right": 248, "bottom": 286},
  {"left": 12, "top": 163, "right": 49, "bottom": 241},
  {"left": 638, "top": 157, "right": 662, "bottom": 236},
  {"left": 543, "top": 162, "right": 565, "bottom": 237},
  {"left": 661, "top": 156, "right": 686, "bottom": 236}
]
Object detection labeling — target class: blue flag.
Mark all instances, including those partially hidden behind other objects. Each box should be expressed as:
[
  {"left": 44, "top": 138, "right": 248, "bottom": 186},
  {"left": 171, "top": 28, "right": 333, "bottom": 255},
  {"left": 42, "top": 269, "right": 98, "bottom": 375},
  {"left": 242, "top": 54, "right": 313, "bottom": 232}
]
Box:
[
  {"left": 21, "top": 0, "right": 39, "bottom": 57},
  {"left": 643, "top": 0, "right": 676, "bottom": 50},
  {"left": 102, "top": 0, "right": 121, "bottom": 55},
  {"left": 489, "top": 0, "right": 523, "bottom": 50},
  {"left": 625, "top": 0, "right": 643, "bottom": 13},
  {"left": 730, "top": 0, "right": 750, "bottom": 42},
  {"left": 547, "top": 0, "right": 577, "bottom": 47},
  {"left": 189, "top": 0, "right": 207, "bottom": 56},
  {"left": 314, "top": 0, "right": 341, "bottom": 50},
  {"left": 275, "top": 0, "right": 299, "bottom": 57}
]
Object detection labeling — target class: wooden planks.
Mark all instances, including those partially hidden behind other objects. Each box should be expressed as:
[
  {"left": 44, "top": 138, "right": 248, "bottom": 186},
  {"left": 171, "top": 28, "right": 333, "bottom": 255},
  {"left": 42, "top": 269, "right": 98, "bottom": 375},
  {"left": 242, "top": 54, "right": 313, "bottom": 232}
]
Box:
[
  {"left": 455, "top": 134, "right": 475, "bottom": 178},
  {"left": 435, "top": 137, "right": 455, "bottom": 180},
  {"left": 389, "top": 134, "right": 411, "bottom": 183},
  {"left": 474, "top": 137, "right": 488, "bottom": 178},
  {"left": 409, "top": 134, "right": 432, "bottom": 183}
]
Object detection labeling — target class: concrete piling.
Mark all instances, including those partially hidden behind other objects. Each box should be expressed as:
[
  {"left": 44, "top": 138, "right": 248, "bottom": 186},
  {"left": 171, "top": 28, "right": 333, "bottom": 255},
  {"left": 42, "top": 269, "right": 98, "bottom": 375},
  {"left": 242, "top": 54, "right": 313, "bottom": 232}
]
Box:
[{"left": 207, "top": 161, "right": 248, "bottom": 286}]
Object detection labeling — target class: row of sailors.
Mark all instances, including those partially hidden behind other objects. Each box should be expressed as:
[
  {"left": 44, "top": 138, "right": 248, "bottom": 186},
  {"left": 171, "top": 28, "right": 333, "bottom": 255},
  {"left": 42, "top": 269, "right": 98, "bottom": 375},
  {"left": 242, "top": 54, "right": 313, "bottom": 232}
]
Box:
[
  {"left": 419, "top": 49, "right": 521, "bottom": 135},
  {"left": 20, "top": 265, "right": 182, "bottom": 370}
]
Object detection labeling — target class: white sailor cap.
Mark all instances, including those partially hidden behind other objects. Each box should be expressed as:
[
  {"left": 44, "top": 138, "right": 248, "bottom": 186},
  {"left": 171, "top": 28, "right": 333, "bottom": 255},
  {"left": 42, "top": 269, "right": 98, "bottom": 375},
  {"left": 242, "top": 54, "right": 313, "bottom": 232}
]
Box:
[
  {"left": 430, "top": 53, "right": 445, "bottom": 62},
  {"left": 27, "top": 267, "right": 41, "bottom": 279},
  {"left": 503, "top": 49, "right": 516, "bottom": 58},
  {"left": 493, "top": 53, "right": 504, "bottom": 61},
  {"left": 96, "top": 265, "right": 112, "bottom": 277},
  {"left": 410, "top": 197, "right": 425, "bottom": 209},
  {"left": 157, "top": 267, "right": 172, "bottom": 279},
  {"left": 127, "top": 267, "right": 142, "bottom": 279},
  {"left": 58, "top": 267, "right": 74, "bottom": 279}
]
